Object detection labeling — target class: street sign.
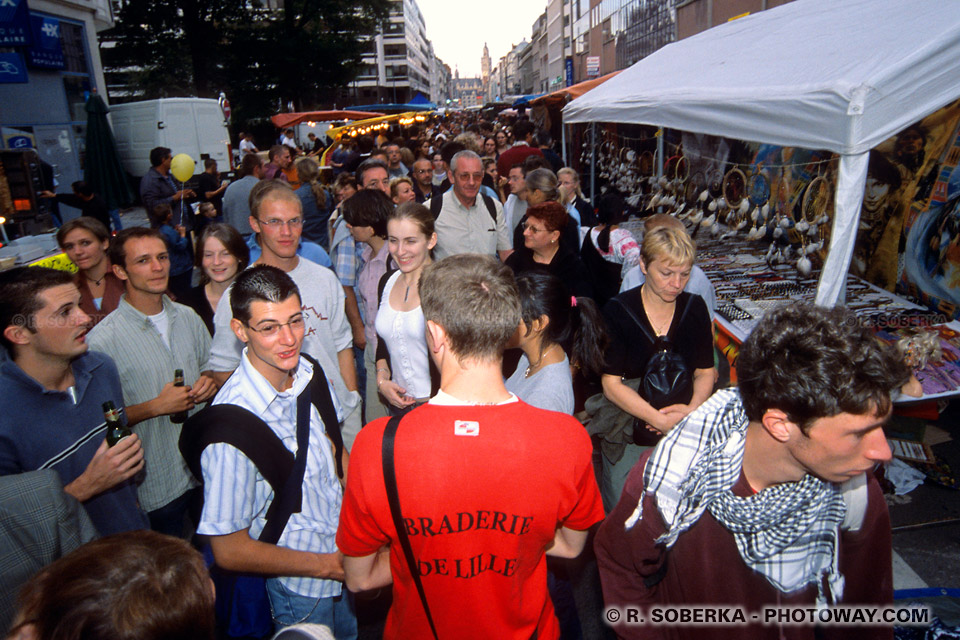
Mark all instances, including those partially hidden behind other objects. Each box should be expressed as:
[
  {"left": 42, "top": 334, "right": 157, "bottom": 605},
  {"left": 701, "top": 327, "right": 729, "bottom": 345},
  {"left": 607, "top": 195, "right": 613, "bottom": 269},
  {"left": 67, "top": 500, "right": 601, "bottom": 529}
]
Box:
[{"left": 586, "top": 56, "right": 600, "bottom": 78}]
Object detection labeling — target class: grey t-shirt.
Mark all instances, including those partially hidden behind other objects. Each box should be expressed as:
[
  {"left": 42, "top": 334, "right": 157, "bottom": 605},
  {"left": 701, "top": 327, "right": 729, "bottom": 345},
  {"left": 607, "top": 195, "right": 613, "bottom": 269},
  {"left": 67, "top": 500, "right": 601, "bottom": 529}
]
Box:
[{"left": 504, "top": 353, "right": 574, "bottom": 415}]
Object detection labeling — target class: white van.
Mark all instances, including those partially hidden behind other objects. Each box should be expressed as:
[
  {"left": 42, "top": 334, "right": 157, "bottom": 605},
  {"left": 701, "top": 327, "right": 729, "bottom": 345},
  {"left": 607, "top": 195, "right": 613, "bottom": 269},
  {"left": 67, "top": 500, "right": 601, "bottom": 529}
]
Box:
[{"left": 109, "top": 98, "right": 233, "bottom": 179}]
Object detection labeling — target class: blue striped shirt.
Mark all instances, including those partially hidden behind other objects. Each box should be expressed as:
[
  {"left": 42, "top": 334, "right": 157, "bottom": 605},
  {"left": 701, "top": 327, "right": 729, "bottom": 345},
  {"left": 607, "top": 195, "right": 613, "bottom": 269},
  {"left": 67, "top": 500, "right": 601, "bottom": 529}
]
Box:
[{"left": 198, "top": 350, "right": 344, "bottom": 598}]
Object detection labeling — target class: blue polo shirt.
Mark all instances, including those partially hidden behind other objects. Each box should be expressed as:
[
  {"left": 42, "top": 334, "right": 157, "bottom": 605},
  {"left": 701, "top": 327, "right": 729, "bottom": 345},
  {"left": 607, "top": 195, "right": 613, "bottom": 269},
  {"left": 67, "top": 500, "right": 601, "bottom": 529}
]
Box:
[{"left": 0, "top": 351, "right": 148, "bottom": 535}]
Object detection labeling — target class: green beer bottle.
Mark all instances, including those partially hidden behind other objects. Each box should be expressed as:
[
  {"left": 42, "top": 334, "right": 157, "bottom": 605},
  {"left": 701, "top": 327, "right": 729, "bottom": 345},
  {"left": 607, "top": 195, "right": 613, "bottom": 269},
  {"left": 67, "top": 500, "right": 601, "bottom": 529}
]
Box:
[
  {"left": 171, "top": 369, "right": 187, "bottom": 424},
  {"left": 103, "top": 401, "right": 132, "bottom": 447}
]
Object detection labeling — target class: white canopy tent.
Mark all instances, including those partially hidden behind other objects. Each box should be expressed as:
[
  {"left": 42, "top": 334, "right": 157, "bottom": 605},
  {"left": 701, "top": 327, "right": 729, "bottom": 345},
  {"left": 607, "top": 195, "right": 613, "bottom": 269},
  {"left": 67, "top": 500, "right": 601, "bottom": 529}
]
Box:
[{"left": 563, "top": 0, "right": 960, "bottom": 305}]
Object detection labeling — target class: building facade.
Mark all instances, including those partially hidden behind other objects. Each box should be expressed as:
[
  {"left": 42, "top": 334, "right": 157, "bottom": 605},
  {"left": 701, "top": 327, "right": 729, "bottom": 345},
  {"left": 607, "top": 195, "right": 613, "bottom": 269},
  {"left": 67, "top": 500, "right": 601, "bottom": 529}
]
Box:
[
  {"left": 0, "top": 0, "right": 114, "bottom": 202},
  {"left": 570, "top": 0, "right": 682, "bottom": 84},
  {"left": 676, "top": 0, "right": 794, "bottom": 39},
  {"left": 352, "top": 0, "right": 434, "bottom": 104},
  {"left": 453, "top": 73, "right": 483, "bottom": 108}
]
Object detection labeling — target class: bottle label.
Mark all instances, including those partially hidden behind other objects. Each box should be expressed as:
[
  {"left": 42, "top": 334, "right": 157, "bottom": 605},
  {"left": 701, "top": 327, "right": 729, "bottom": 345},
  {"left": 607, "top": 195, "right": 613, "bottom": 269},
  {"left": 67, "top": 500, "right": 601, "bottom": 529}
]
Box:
[{"left": 105, "top": 407, "right": 120, "bottom": 422}]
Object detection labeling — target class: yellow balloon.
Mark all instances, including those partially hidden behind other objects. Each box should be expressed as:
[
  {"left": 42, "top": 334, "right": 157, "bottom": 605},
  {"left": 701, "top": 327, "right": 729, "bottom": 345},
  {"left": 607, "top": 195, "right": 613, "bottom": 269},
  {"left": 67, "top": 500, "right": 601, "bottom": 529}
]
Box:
[{"left": 170, "top": 153, "right": 195, "bottom": 182}]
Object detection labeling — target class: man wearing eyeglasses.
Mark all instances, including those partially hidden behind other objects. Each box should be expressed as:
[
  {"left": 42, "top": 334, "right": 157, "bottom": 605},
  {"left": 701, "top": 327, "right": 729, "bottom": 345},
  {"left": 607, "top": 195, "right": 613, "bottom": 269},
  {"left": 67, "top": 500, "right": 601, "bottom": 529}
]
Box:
[
  {"left": 208, "top": 181, "right": 363, "bottom": 451},
  {"left": 198, "top": 265, "right": 356, "bottom": 637},
  {"left": 410, "top": 157, "right": 439, "bottom": 204}
]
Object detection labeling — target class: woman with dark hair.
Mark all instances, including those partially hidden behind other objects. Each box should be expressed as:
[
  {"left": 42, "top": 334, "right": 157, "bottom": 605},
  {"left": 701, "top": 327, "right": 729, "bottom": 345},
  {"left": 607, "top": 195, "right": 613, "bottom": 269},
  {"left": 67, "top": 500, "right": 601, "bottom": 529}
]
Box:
[
  {"left": 506, "top": 271, "right": 607, "bottom": 414},
  {"left": 483, "top": 135, "right": 498, "bottom": 160},
  {"left": 505, "top": 201, "right": 593, "bottom": 298},
  {"left": 295, "top": 157, "right": 332, "bottom": 249},
  {"left": 580, "top": 192, "right": 641, "bottom": 306},
  {"left": 495, "top": 129, "right": 511, "bottom": 156},
  {"left": 178, "top": 223, "right": 250, "bottom": 335},
  {"left": 416, "top": 139, "right": 432, "bottom": 160},
  {"left": 343, "top": 189, "right": 394, "bottom": 422},
  {"left": 375, "top": 202, "right": 438, "bottom": 414},
  {"left": 56, "top": 217, "right": 123, "bottom": 325}
]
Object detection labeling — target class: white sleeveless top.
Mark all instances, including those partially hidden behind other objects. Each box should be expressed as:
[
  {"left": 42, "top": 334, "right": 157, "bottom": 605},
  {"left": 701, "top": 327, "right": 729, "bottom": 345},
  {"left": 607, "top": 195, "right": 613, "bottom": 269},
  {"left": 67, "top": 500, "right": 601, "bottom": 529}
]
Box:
[{"left": 374, "top": 271, "right": 432, "bottom": 400}]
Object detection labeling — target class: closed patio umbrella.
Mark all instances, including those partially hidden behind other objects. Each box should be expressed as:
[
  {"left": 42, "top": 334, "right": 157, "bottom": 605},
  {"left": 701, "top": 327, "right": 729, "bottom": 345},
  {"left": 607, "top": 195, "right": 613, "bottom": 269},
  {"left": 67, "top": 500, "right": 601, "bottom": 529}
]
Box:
[{"left": 84, "top": 93, "right": 132, "bottom": 212}]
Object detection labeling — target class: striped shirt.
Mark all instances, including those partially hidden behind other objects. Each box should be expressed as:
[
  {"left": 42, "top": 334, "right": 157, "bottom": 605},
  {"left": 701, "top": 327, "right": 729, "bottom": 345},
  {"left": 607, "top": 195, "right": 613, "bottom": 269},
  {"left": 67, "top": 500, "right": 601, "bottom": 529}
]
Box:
[
  {"left": 87, "top": 296, "right": 211, "bottom": 512},
  {"left": 198, "top": 351, "right": 344, "bottom": 598}
]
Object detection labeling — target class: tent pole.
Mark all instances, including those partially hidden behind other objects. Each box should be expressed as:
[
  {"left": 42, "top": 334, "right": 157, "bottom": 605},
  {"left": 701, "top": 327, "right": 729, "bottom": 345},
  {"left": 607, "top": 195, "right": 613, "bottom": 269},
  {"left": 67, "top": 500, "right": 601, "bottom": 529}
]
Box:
[
  {"left": 561, "top": 122, "right": 568, "bottom": 167},
  {"left": 590, "top": 122, "right": 596, "bottom": 204},
  {"left": 656, "top": 128, "right": 664, "bottom": 181}
]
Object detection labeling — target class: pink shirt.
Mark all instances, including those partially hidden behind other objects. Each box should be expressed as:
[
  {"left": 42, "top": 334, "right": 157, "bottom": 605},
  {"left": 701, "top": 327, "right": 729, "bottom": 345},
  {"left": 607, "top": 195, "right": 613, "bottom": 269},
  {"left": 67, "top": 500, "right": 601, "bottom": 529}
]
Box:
[{"left": 357, "top": 242, "right": 392, "bottom": 349}]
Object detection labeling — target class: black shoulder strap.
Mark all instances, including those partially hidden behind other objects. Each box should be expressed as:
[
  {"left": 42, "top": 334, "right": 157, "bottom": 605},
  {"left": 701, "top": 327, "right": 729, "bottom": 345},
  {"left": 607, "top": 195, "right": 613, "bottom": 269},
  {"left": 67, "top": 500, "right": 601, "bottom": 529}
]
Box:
[
  {"left": 260, "top": 381, "right": 312, "bottom": 543},
  {"left": 429, "top": 192, "right": 443, "bottom": 220},
  {"left": 382, "top": 414, "right": 440, "bottom": 640},
  {"left": 614, "top": 293, "right": 691, "bottom": 349},
  {"left": 179, "top": 404, "right": 302, "bottom": 544},
  {"left": 666, "top": 294, "right": 692, "bottom": 343},
  {"left": 300, "top": 352, "right": 345, "bottom": 479},
  {"left": 613, "top": 297, "right": 656, "bottom": 345},
  {"left": 481, "top": 193, "right": 497, "bottom": 223}
]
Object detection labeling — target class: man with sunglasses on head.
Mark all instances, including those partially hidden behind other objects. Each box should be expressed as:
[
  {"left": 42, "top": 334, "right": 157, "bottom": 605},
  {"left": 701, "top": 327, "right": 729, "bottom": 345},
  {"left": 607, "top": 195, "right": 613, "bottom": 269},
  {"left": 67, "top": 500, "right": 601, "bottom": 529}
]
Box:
[
  {"left": 197, "top": 265, "right": 355, "bottom": 637},
  {"left": 208, "top": 181, "right": 363, "bottom": 451}
]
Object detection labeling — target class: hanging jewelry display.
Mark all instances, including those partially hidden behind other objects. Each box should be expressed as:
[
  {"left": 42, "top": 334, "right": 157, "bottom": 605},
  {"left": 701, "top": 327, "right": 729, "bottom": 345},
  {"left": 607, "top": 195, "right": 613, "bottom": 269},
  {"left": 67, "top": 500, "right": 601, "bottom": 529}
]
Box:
[
  {"left": 638, "top": 150, "right": 655, "bottom": 176},
  {"left": 665, "top": 154, "right": 689, "bottom": 183}
]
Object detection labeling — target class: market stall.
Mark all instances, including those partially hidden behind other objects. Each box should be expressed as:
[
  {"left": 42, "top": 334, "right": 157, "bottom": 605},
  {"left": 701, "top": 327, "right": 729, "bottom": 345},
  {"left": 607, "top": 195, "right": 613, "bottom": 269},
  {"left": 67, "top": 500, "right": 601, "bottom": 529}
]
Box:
[
  {"left": 564, "top": 0, "right": 960, "bottom": 403},
  {"left": 562, "top": 0, "right": 960, "bottom": 307}
]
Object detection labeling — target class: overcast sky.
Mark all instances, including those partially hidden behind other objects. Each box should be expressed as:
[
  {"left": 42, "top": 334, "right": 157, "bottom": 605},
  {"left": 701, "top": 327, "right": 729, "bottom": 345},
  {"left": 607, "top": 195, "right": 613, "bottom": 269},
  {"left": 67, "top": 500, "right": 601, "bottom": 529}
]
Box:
[{"left": 416, "top": 0, "right": 546, "bottom": 78}]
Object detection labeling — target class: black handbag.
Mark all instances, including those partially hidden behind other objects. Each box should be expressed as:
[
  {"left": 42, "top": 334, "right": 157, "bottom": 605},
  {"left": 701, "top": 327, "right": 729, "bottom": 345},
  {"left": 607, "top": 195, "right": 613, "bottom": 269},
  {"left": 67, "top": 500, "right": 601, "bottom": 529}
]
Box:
[{"left": 613, "top": 295, "right": 693, "bottom": 444}]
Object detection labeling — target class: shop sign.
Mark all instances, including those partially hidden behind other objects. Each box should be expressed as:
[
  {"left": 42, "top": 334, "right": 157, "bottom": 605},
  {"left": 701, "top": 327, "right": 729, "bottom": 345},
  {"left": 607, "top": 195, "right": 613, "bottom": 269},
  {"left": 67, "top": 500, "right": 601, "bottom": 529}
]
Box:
[
  {"left": 0, "top": 52, "right": 27, "bottom": 84},
  {"left": 26, "top": 14, "right": 63, "bottom": 69},
  {"left": 0, "top": 0, "right": 31, "bottom": 47},
  {"left": 586, "top": 56, "right": 600, "bottom": 78},
  {"left": 565, "top": 57, "right": 574, "bottom": 87}
]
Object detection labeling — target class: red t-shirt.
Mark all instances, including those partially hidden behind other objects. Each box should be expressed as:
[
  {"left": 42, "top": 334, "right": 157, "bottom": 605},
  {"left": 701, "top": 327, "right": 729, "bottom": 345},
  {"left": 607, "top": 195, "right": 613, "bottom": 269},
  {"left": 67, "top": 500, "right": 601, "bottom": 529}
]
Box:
[
  {"left": 338, "top": 401, "right": 605, "bottom": 639},
  {"left": 497, "top": 145, "right": 545, "bottom": 179}
]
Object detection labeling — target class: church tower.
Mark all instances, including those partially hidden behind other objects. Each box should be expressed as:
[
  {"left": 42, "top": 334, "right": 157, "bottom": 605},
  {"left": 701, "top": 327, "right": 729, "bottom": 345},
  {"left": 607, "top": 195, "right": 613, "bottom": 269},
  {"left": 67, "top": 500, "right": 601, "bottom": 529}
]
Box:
[{"left": 481, "top": 43, "right": 491, "bottom": 99}]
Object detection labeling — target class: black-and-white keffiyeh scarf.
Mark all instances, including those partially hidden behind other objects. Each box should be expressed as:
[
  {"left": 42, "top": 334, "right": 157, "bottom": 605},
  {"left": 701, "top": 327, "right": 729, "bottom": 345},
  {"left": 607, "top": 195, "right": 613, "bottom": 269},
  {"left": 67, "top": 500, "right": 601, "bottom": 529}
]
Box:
[{"left": 624, "top": 388, "right": 847, "bottom": 605}]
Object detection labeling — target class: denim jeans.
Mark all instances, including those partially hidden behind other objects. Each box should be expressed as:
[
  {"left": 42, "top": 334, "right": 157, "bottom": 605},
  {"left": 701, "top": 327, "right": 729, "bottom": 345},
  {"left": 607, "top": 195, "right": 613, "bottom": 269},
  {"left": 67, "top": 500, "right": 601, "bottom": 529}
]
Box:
[{"left": 266, "top": 579, "right": 357, "bottom": 639}]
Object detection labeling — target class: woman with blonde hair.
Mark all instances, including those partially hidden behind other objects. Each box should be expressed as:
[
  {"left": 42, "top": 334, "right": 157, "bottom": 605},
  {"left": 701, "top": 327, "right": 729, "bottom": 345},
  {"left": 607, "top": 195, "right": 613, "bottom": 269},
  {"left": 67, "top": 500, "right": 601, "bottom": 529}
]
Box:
[
  {"left": 595, "top": 224, "right": 715, "bottom": 509},
  {"left": 294, "top": 156, "right": 332, "bottom": 248},
  {"left": 389, "top": 176, "right": 417, "bottom": 205}
]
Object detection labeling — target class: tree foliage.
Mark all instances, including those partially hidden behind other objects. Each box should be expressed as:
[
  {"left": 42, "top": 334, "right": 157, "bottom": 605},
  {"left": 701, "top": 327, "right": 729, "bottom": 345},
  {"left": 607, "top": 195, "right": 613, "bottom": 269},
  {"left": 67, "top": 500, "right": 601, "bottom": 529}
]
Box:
[{"left": 101, "top": 0, "right": 390, "bottom": 123}]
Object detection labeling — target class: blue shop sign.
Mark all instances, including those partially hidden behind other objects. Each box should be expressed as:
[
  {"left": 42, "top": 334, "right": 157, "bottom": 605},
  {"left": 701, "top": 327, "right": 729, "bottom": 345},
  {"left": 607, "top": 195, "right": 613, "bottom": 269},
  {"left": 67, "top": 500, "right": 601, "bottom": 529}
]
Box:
[
  {"left": 27, "top": 14, "right": 63, "bottom": 69},
  {"left": 0, "top": 52, "right": 28, "bottom": 84},
  {"left": 0, "top": 0, "right": 32, "bottom": 47}
]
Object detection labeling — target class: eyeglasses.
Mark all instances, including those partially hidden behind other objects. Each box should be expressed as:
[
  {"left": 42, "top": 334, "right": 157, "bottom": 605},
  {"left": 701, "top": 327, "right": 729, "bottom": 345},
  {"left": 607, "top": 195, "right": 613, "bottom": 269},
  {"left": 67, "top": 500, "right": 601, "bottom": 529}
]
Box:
[
  {"left": 257, "top": 217, "right": 303, "bottom": 228},
  {"left": 244, "top": 316, "right": 305, "bottom": 337},
  {"left": 521, "top": 222, "right": 546, "bottom": 234},
  {"left": 414, "top": 168, "right": 433, "bottom": 174}
]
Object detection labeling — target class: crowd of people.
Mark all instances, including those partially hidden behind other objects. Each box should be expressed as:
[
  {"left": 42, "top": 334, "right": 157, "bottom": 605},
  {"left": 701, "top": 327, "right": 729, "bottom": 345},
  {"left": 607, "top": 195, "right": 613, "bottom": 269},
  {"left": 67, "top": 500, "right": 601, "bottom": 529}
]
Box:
[{"left": 0, "top": 112, "right": 908, "bottom": 640}]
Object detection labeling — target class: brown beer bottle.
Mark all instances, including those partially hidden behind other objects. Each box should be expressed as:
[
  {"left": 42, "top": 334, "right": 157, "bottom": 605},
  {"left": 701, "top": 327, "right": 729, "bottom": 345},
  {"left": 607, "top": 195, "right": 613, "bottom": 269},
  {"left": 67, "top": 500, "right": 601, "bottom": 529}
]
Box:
[
  {"left": 171, "top": 369, "right": 187, "bottom": 424},
  {"left": 103, "top": 401, "right": 132, "bottom": 446}
]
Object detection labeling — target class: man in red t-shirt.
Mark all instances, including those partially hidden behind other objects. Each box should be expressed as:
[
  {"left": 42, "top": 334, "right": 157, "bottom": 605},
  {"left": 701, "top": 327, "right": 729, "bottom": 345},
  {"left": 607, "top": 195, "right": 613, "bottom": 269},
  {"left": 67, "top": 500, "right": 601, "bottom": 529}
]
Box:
[
  {"left": 496, "top": 120, "right": 545, "bottom": 179},
  {"left": 338, "top": 254, "right": 604, "bottom": 639}
]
